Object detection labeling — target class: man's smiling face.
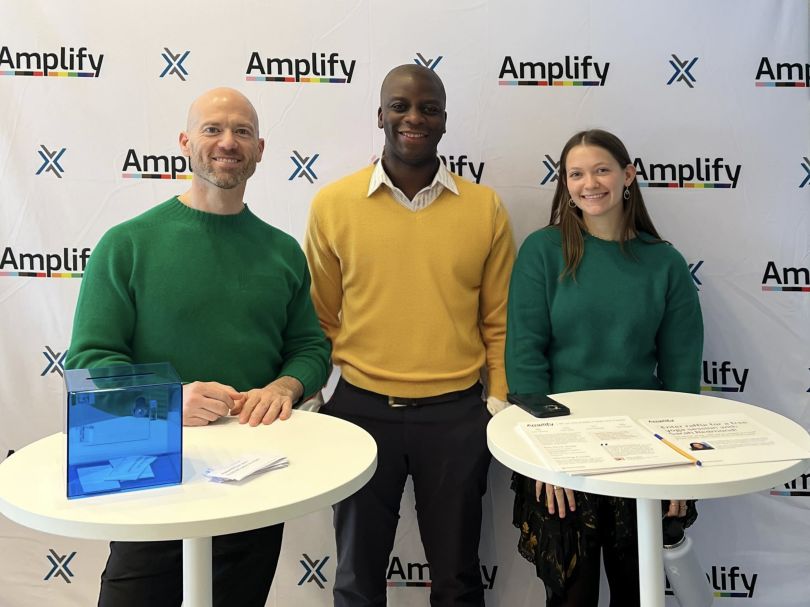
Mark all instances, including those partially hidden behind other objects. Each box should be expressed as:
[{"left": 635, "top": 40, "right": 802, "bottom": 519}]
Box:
[{"left": 378, "top": 67, "right": 446, "bottom": 169}]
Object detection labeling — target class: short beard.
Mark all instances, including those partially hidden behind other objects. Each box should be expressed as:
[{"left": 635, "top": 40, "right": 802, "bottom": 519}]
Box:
[{"left": 190, "top": 160, "right": 256, "bottom": 190}]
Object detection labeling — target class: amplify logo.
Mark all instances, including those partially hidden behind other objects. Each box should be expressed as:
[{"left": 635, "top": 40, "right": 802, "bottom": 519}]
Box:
[
  {"left": 0, "top": 246, "right": 90, "bottom": 278},
  {"left": 771, "top": 472, "right": 810, "bottom": 496},
  {"left": 707, "top": 565, "right": 758, "bottom": 598},
  {"left": 499, "top": 55, "right": 609, "bottom": 87},
  {"left": 36, "top": 145, "right": 66, "bottom": 178},
  {"left": 665, "top": 565, "right": 758, "bottom": 599},
  {"left": 668, "top": 54, "right": 698, "bottom": 88},
  {"left": 800, "top": 157, "right": 809, "bottom": 188},
  {"left": 289, "top": 151, "right": 319, "bottom": 183},
  {"left": 634, "top": 157, "right": 740, "bottom": 189},
  {"left": 440, "top": 154, "right": 484, "bottom": 184},
  {"left": 761, "top": 261, "right": 810, "bottom": 292},
  {"left": 689, "top": 260, "right": 703, "bottom": 290},
  {"left": 541, "top": 155, "right": 559, "bottom": 185},
  {"left": 160, "top": 48, "right": 190, "bottom": 81},
  {"left": 44, "top": 549, "right": 76, "bottom": 583},
  {"left": 414, "top": 53, "right": 443, "bottom": 71},
  {"left": 755, "top": 57, "right": 809, "bottom": 87},
  {"left": 246, "top": 51, "right": 356, "bottom": 83},
  {"left": 0, "top": 46, "right": 103, "bottom": 77},
  {"left": 121, "top": 149, "right": 192, "bottom": 180},
  {"left": 298, "top": 554, "right": 329, "bottom": 588},
  {"left": 386, "top": 556, "right": 497, "bottom": 590},
  {"left": 42, "top": 346, "right": 67, "bottom": 377},
  {"left": 701, "top": 360, "right": 748, "bottom": 393}
]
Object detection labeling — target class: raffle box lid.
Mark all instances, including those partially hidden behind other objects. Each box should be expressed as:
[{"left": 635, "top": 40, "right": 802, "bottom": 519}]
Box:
[{"left": 64, "top": 363, "right": 182, "bottom": 499}]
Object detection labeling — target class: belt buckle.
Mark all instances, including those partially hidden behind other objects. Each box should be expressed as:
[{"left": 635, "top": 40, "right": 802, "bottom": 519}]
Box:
[{"left": 388, "top": 396, "right": 417, "bottom": 408}]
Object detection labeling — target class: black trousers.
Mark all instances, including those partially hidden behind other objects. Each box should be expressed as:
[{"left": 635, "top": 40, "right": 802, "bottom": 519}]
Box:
[
  {"left": 97, "top": 524, "right": 284, "bottom": 607},
  {"left": 322, "top": 378, "right": 492, "bottom": 607}
]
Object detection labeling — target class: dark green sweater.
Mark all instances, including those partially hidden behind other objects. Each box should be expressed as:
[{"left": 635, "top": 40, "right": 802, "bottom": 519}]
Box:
[
  {"left": 66, "top": 197, "right": 330, "bottom": 396},
  {"left": 505, "top": 227, "right": 703, "bottom": 396}
]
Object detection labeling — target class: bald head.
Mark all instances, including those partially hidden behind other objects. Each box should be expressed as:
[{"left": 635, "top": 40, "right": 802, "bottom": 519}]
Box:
[
  {"left": 186, "top": 87, "right": 260, "bottom": 133},
  {"left": 380, "top": 65, "right": 446, "bottom": 106}
]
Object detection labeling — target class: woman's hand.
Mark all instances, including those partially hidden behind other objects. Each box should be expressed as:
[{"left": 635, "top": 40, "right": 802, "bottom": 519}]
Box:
[{"left": 536, "top": 480, "right": 576, "bottom": 518}]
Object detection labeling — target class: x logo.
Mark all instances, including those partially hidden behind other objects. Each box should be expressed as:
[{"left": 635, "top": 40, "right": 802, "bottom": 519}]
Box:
[
  {"left": 35, "top": 145, "right": 65, "bottom": 178},
  {"left": 160, "top": 48, "right": 190, "bottom": 81},
  {"left": 668, "top": 54, "right": 698, "bottom": 88},
  {"left": 414, "top": 53, "right": 443, "bottom": 71},
  {"left": 44, "top": 549, "right": 76, "bottom": 583},
  {"left": 289, "top": 150, "right": 319, "bottom": 183},
  {"left": 541, "top": 154, "right": 559, "bottom": 185},
  {"left": 801, "top": 157, "right": 809, "bottom": 188},
  {"left": 42, "top": 346, "right": 67, "bottom": 377},
  {"left": 688, "top": 260, "right": 703, "bottom": 290},
  {"left": 298, "top": 554, "right": 329, "bottom": 588}
]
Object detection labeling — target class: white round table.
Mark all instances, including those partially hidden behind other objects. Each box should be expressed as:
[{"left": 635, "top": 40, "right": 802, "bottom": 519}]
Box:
[
  {"left": 0, "top": 410, "right": 377, "bottom": 607},
  {"left": 487, "top": 389, "right": 810, "bottom": 607}
]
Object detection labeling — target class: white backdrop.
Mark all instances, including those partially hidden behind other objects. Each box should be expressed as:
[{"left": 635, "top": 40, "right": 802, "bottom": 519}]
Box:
[{"left": 1, "top": 1, "right": 808, "bottom": 605}]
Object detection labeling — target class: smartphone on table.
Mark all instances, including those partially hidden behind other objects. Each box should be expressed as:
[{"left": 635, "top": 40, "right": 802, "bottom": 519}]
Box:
[{"left": 507, "top": 393, "right": 571, "bottom": 418}]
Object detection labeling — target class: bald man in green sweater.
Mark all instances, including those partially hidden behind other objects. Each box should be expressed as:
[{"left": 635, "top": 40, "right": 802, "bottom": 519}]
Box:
[{"left": 66, "top": 87, "right": 330, "bottom": 607}]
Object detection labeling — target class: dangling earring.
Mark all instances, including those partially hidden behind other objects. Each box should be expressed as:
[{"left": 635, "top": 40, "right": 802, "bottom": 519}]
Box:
[
  {"left": 568, "top": 198, "right": 576, "bottom": 208},
  {"left": 623, "top": 187, "right": 630, "bottom": 200}
]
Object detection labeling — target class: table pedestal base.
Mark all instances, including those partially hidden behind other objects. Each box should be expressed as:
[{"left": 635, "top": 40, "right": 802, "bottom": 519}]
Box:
[
  {"left": 183, "top": 537, "right": 212, "bottom": 607},
  {"left": 637, "top": 498, "right": 665, "bottom": 607}
]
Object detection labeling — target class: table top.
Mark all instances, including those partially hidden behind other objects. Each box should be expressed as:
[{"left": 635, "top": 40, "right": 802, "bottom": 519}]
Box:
[
  {"left": 0, "top": 410, "right": 377, "bottom": 541},
  {"left": 487, "top": 389, "right": 810, "bottom": 500}
]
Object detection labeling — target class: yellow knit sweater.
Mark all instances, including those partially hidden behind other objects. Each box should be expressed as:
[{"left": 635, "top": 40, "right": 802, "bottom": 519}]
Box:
[{"left": 305, "top": 165, "right": 515, "bottom": 399}]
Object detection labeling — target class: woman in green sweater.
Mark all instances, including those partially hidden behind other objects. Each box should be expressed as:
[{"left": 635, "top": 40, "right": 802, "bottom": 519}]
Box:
[{"left": 505, "top": 129, "right": 703, "bottom": 606}]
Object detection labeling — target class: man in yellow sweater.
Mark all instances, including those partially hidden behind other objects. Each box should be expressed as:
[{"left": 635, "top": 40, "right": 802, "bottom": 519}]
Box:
[{"left": 305, "top": 65, "right": 515, "bottom": 607}]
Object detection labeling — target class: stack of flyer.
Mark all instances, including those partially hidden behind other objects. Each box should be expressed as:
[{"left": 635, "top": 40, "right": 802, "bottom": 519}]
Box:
[
  {"left": 203, "top": 454, "right": 289, "bottom": 483},
  {"left": 519, "top": 413, "right": 810, "bottom": 475}
]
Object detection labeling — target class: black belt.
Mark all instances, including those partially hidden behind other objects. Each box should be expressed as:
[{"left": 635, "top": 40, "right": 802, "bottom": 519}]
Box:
[{"left": 339, "top": 378, "right": 481, "bottom": 408}]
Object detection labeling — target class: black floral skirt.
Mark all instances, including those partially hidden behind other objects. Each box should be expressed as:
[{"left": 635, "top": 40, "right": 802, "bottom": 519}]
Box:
[{"left": 510, "top": 473, "right": 698, "bottom": 597}]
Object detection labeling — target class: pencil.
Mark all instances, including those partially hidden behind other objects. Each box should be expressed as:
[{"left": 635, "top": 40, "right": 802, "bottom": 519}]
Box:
[{"left": 654, "top": 434, "right": 703, "bottom": 467}]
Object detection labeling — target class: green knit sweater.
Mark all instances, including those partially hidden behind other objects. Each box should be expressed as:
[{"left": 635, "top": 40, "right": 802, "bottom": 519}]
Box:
[
  {"left": 505, "top": 227, "right": 703, "bottom": 396},
  {"left": 66, "top": 197, "right": 330, "bottom": 397}
]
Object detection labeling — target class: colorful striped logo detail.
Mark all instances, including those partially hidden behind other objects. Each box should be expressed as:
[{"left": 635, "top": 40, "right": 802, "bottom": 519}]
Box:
[
  {"left": 761, "top": 286, "right": 810, "bottom": 292},
  {"left": 713, "top": 591, "right": 750, "bottom": 598},
  {"left": 638, "top": 182, "right": 732, "bottom": 188},
  {"left": 0, "top": 70, "right": 95, "bottom": 77},
  {"left": 498, "top": 80, "right": 601, "bottom": 86},
  {"left": 121, "top": 173, "right": 192, "bottom": 180},
  {"left": 700, "top": 386, "right": 740, "bottom": 392},
  {"left": 386, "top": 581, "right": 431, "bottom": 587},
  {"left": 0, "top": 271, "right": 82, "bottom": 278},
  {"left": 755, "top": 82, "right": 807, "bottom": 87},
  {"left": 245, "top": 76, "right": 347, "bottom": 83}
]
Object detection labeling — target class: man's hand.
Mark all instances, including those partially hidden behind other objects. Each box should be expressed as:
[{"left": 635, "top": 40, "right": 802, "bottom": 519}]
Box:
[
  {"left": 486, "top": 396, "right": 508, "bottom": 416},
  {"left": 183, "top": 381, "right": 243, "bottom": 427},
  {"left": 232, "top": 376, "right": 303, "bottom": 426}
]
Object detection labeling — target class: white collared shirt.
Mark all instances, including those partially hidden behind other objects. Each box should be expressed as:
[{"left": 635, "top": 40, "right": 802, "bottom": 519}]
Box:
[{"left": 367, "top": 156, "right": 459, "bottom": 211}]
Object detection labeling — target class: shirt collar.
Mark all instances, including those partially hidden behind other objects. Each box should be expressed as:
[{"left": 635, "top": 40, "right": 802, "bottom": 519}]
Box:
[{"left": 367, "top": 157, "right": 460, "bottom": 198}]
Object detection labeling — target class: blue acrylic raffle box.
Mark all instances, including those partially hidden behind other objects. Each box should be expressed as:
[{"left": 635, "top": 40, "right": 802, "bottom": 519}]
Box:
[{"left": 64, "top": 363, "right": 182, "bottom": 499}]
